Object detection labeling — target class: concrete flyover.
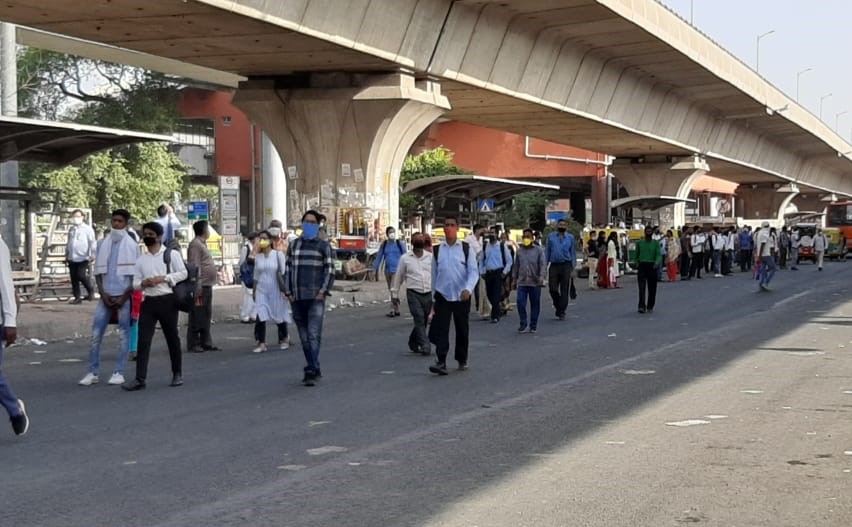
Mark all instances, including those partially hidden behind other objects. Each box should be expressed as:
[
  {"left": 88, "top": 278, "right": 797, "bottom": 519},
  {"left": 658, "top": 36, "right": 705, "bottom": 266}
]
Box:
[{"left": 3, "top": 0, "right": 851, "bottom": 226}]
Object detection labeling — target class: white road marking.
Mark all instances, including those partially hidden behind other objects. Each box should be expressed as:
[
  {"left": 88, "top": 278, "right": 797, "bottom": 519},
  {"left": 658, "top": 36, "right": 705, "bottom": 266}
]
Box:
[
  {"left": 787, "top": 351, "right": 825, "bottom": 356},
  {"left": 844, "top": 451, "right": 852, "bottom": 456},
  {"left": 347, "top": 462, "right": 362, "bottom": 466},
  {"left": 59, "top": 358, "right": 82, "bottom": 363},
  {"left": 307, "top": 446, "right": 348, "bottom": 456},
  {"left": 607, "top": 333, "right": 617, "bottom": 338},
  {"left": 308, "top": 421, "right": 330, "bottom": 427},
  {"left": 605, "top": 441, "right": 626, "bottom": 445},
  {"left": 123, "top": 461, "right": 137, "bottom": 465},
  {"left": 621, "top": 369, "right": 656, "bottom": 375},
  {"left": 666, "top": 419, "right": 711, "bottom": 427},
  {"left": 380, "top": 370, "right": 395, "bottom": 375},
  {"left": 277, "top": 465, "right": 306, "bottom": 471},
  {"left": 33, "top": 350, "right": 47, "bottom": 354},
  {"left": 772, "top": 291, "right": 809, "bottom": 309},
  {"left": 704, "top": 415, "right": 729, "bottom": 420},
  {"left": 28, "top": 362, "right": 41, "bottom": 365},
  {"left": 740, "top": 390, "right": 764, "bottom": 394}
]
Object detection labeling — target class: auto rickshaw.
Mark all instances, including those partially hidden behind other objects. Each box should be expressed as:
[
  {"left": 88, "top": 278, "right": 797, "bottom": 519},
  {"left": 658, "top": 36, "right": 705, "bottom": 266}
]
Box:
[
  {"left": 825, "top": 227, "right": 849, "bottom": 260},
  {"left": 793, "top": 223, "right": 818, "bottom": 263}
]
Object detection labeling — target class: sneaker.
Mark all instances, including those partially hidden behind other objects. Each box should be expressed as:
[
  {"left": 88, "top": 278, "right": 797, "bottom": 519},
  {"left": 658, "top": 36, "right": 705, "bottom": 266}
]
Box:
[
  {"left": 518, "top": 325, "right": 529, "bottom": 334},
  {"left": 279, "top": 340, "right": 290, "bottom": 351},
  {"left": 10, "top": 400, "right": 28, "bottom": 436},
  {"left": 78, "top": 373, "right": 99, "bottom": 386},
  {"left": 457, "top": 362, "right": 468, "bottom": 371},
  {"left": 818, "top": 267, "right": 823, "bottom": 271},
  {"left": 108, "top": 372, "right": 125, "bottom": 385},
  {"left": 121, "top": 379, "right": 146, "bottom": 391},
  {"left": 490, "top": 318, "right": 499, "bottom": 324},
  {"left": 530, "top": 328, "right": 537, "bottom": 334},
  {"left": 252, "top": 343, "right": 267, "bottom": 354},
  {"left": 714, "top": 273, "right": 722, "bottom": 278},
  {"left": 302, "top": 371, "right": 317, "bottom": 386},
  {"left": 429, "top": 362, "right": 449, "bottom": 376},
  {"left": 638, "top": 307, "right": 646, "bottom": 314}
]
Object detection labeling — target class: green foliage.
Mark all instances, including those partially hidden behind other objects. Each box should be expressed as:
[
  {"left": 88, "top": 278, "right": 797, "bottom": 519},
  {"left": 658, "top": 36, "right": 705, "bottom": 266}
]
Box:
[
  {"left": 400, "top": 147, "right": 469, "bottom": 220},
  {"left": 25, "top": 143, "right": 186, "bottom": 226},
  {"left": 17, "top": 48, "right": 191, "bottom": 226},
  {"left": 499, "top": 191, "right": 557, "bottom": 231}
]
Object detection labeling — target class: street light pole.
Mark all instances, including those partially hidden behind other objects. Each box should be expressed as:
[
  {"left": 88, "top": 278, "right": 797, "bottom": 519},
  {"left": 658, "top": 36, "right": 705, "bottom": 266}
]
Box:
[
  {"left": 756, "top": 30, "right": 775, "bottom": 73},
  {"left": 836, "top": 111, "right": 848, "bottom": 132},
  {"left": 820, "top": 93, "right": 833, "bottom": 121},
  {"left": 796, "top": 67, "right": 812, "bottom": 102}
]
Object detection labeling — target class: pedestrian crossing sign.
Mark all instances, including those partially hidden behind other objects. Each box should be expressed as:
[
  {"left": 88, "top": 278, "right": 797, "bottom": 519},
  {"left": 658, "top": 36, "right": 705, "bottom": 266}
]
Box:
[{"left": 478, "top": 199, "right": 495, "bottom": 213}]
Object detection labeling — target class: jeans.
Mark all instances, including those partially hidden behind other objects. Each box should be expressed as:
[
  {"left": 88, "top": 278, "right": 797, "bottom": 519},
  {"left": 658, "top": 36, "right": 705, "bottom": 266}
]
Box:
[
  {"left": 637, "top": 262, "right": 658, "bottom": 310},
  {"left": 87, "top": 299, "right": 131, "bottom": 375},
  {"left": 429, "top": 292, "right": 470, "bottom": 365},
  {"left": 759, "top": 255, "right": 777, "bottom": 286},
  {"left": 791, "top": 248, "right": 799, "bottom": 267},
  {"left": 135, "top": 294, "right": 182, "bottom": 382},
  {"left": 548, "top": 262, "right": 573, "bottom": 316},
  {"left": 291, "top": 299, "right": 326, "bottom": 374},
  {"left": 711, "top": 251, "right": 721, "bottom": 274},
  {"left": 68, "top": 260, "right": 93, "bottom": 300},
  {"left": 516, "top": 286, "right": 541, "bottom": 330},
  {"left": 0, "top": 327, "right": 22, "bottom": 418},
  {"left": 484, "top": 270, "right": 504, "bottom": 321}
]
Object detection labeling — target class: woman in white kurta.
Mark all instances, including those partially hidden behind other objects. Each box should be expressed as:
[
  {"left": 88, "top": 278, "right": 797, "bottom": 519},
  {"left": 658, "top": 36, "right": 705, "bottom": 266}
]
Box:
[
  {"left": 251, "top": 231, "right": 291, "bottom": 353},
  {"left": 606, "top": 232, "right": 620, "bottom": 288}
]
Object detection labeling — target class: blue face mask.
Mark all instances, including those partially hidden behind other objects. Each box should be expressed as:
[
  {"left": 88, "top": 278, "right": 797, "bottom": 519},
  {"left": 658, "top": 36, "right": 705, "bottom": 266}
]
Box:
[{"left": 302, "top": 222, "right": 320, "bottom": 239}]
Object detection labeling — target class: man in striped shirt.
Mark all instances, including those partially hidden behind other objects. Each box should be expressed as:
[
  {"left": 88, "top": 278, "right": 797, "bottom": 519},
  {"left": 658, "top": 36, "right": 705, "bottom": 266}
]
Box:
[{"left": 285, "top": 210, "right": 335, "bottom": 386}]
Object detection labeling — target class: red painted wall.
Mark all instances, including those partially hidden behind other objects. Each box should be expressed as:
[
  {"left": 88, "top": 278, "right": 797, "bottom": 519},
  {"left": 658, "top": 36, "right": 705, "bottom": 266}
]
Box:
[
  {"left": 177, "top": 88, "right": 256, "bottom": 181},
  {"left": 418, "top": 121, "right": 606, "bottom": 178}
]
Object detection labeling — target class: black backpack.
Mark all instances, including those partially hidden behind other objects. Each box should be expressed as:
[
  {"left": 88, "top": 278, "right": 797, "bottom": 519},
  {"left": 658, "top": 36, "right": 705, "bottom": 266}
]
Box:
[
  {"left": 163, "top": 248, "right": 199, "bottom": 313},
  {"left": 433, "top": 241, "right": 471, "bottom": 268}
]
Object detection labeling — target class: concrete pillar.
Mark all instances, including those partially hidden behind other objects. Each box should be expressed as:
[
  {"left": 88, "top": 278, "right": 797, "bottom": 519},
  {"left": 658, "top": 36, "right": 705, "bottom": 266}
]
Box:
[
  {"left": 611, "top": 155, "right": 709, "bottom": 227},
  {"left": 260, "top": 133, "right": 286, "bottom": 228},
  {"left": 735, "top": 185, "right": 798, "bottom": 225},
  {"left": 0, "top": 22, "right": 19, "bottom": 252},
  {"left": 590, "top": 172, "right": 610, "bottom": 226},
  {"left": 233, "top": 73, "right": 449, "bottom": 234}
]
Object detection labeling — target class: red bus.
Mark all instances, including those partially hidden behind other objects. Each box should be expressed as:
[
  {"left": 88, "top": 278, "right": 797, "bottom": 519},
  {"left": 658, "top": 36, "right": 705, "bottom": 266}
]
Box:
[{"left": 826, "top": 201, "right": 852, "bottom": 250}]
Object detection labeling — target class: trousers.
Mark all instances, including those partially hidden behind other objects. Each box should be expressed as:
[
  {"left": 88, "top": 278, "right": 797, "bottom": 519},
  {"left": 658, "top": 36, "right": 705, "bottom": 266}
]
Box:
[
  {"left": 429, "top": 293, "right": 470, "bottom": 365},
  {"left": 68, "top": 260, "right": 93, "bottom": 300},
  {"left": 135, "top": 294, "right": 182, "bottom": 382},
  {"left": 406, "top": 290, "right": 432, "bottom": 353}
]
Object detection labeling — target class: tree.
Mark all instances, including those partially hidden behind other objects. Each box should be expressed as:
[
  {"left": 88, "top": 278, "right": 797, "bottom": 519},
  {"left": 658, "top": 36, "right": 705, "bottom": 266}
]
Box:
[
  {"left": 499, "top": 191, "right": 557, "bottom": 232},
  {"left": 399, "top": 147, "right": 468, "bottom": 221},
  {"left": 16, "top": 48, "right": 191, "bottom": 225}
]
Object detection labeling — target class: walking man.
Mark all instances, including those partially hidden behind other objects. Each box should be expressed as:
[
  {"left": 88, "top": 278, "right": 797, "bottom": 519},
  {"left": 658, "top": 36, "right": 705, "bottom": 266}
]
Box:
[
  {"left": 790, "top": 227, "right": 800, "bottom": 270},
  {"left": 739, "top": 226, "right": 753, "bottom": 272},
  {"left": 78, "top": 209, "right": 139, "bottom": 387},
  {"left": 546, "top": 219, "right": 577, "bottom": 320},
  {"left": 1, "top": 236, "right": 29, "bottom": 436},
  {"left": 633, "top": 226, "right": 662, "bottom": 313},
  {"left": 778, "top": 226, "right": 790, "bottom": 269},
  {"left": 373, "top": 226, "right": 406, "bottom": 317},
  {"left": 428, "top": 216, "right": 479, "bottom": 376},
  {"left": 512, "top": 229, "right": 546, "bottom": 333},
  {"left": 814, "top": 228, "right": 828, "bottom": 271},
  {"left": 186, "top": 220, "right": 219, "bottom": 353},
  {"left": 391, "top": 232, "right": 433, "bottom": 355},
  {"left": 284, "top": 210, "right": 335, "bottom": 386},
  {"left": 755, "top": 220, "right": 777, "bottom": 291},
  {"left": 689, "top": 226, "right": 706, "bottom": 279},
  {"left": 480, "top": 226, "right": 513, "bottom": 323},
  {"left": 122, "top": 222, "right": 187, "bottom": 391},
  {"left": 65, "top": 209, "right": 96, "bottom": 304}
]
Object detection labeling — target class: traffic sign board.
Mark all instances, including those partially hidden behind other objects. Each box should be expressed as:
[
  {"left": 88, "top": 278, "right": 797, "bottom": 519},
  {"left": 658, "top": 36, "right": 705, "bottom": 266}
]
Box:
[
  {"left": 188, "top": 201, "right": 209, "bottom": 220},
  {"left": 477, "top": 199, "right": 495, "bottom": 213}
]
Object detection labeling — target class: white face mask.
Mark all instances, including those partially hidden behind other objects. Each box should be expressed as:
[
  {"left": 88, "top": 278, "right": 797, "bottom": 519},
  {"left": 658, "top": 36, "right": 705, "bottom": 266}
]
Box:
[
  {"left": 268, "top": 227, "right": 282, "bottom": 237},
  {"left": 388, "top": 232, "right": 397, "bottom": 240},
  {"left": 72, "top": 216, "right": 83, "bottom": 226},
  {"left": 110, "top": 228, "right": 127, "bottom": 241}
]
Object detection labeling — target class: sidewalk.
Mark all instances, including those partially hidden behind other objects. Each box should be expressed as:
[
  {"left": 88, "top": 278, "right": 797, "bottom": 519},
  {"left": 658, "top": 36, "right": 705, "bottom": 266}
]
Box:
[{"left": 14, "top": 279, "right": 391, "bottom": 343}]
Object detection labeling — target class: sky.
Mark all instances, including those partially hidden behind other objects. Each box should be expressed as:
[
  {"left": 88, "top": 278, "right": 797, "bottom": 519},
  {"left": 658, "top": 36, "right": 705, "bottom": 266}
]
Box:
[{"left": 660, "top": 0, "right": 852, "bottom": 142}]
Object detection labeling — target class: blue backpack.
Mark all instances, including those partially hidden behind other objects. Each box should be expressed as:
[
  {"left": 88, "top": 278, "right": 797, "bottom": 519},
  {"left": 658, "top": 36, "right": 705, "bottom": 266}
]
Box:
[{"left": 239, "top": 245, "right": 254, "bottom": 288}]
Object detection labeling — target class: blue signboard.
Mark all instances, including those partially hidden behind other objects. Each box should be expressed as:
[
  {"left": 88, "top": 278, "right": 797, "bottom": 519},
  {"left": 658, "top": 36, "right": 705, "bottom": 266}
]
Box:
[
  {"left": 477, "top": 199, "right": 495, "bottom": 213},
  {"left": 546, "top": 211, "right": 568, "bottom": 222},
  {"left": 188, "top": 201, "right": 209, "bottom": 220}
]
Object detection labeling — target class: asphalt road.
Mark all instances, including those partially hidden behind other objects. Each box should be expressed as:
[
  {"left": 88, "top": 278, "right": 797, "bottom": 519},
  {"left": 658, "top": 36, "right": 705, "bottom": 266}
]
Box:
[{"left": 1, "top": 261, "right": 851, "bottom": 526}]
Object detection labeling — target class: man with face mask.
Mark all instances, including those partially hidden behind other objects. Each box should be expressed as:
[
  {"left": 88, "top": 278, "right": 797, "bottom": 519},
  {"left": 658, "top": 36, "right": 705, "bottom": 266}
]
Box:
[
  {"left": 268, "top": 219, "right": 287, "bottom": 252},
  {"left": 390, "top": 232, "right": 433, "bottom": 355},
  {"left": 122, "top": 222, "right": 188, "bottom": 391},
  {"left": 480, "top": 226, "right": 513, "bottom": 323},
  {"left": 186, "top": 220, "right": 219, "bottom": 353},
  {"left": 284, "top": 210, "right": 335, "bottom": 386},
  {"left": 65, "top": 209, "right": 96, "bottom": 304},
  {"left": 372, "top": 226, "right": 406, "bottom": 317},
  {"left": 632, "top": 226, "right": 662, "bottom": 313},
  {"left": 512, "top": 229, "right": 546, "bottom": 333},
  {"left": 78, "top": 210, "right": 140, "bottom": 386},
  {"left": 546, "top": 219, "right": 577, "bottom": 320}
]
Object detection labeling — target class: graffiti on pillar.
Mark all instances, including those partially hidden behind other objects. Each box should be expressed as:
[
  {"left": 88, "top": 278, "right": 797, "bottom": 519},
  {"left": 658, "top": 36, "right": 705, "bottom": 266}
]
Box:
[{"left": 287, "top": 166, "right": 298, "bottom": 180}]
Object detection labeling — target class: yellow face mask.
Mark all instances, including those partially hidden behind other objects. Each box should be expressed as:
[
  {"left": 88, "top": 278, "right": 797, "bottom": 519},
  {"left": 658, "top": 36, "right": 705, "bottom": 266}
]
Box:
[
  {"left": 522, "top": 238, "right": 533, "bottom": 246},
  {"left": 258, "top": 239, "right": 271, "bottom": 249}
]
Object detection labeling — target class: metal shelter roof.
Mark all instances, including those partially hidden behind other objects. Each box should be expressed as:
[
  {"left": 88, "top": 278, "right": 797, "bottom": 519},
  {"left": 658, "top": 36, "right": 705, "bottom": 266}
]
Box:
[
  {"left": 0, "top": 115, "right": 173, "bottom": 165},
  {"left": 402, "top": 175, "right": 559, "bottom": 202},
  {"left": 610, "top": 195, "right": 696, "bottom": 211}
]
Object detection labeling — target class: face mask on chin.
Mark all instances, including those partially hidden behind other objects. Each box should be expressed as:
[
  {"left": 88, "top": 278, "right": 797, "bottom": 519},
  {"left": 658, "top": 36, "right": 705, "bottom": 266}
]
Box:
[{"left": 110, "top": 228, "right": 127, "bottom": 241}]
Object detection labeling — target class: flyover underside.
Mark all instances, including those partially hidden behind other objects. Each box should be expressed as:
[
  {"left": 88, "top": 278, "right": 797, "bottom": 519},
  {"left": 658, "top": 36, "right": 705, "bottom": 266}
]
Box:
[{"left": 2, "top": 0, "right": 851, "bottom": 198}]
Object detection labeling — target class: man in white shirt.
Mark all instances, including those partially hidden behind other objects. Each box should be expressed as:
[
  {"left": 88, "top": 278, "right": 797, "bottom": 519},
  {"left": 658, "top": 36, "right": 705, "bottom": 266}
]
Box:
[
  {"left": 391, "top": 232, "right": 433, "bottom": 355},
  {"left": 154, "top": 203, "right": 182, "bottom": 246},
  {"left": 464, "top": 224, "right": 486, "bottom": 315},
  {"left": 689, "top": 227, "right": 706, "bottom": 279},
  {"left": 122, "top": 221, "right": 188, "bottom": 391},
  {"left": 790, "top": 228, "right": 800, "bottom": 270},
  {"left": 723, "top": 228, "right": 736, "bottom": 276},
  {"left": 709, "top": 227, "right": 725, "bottom": 277},
  {"left": 0, "top": 237, "right": 29, "bottom": 436},
  {"left": 755, "top": 221, "right": 777, "bottom": 291},
  {"left": 814, "top": 228, "right": 829, "bottom": 271},
  {"left": 65, "top": 209, "right": 96, "bottom": 304}
]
